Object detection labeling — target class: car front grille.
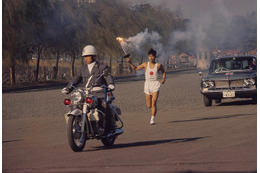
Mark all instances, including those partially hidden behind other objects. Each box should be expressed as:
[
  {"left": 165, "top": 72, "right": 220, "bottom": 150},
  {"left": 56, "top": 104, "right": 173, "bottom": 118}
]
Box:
[
  {"left": 230, "top": 80, "right": 246, "bottom": 88},
  {"left": 213, "top": 80, "right": 248, "bottom": 90},
  {"left": 215, "top": 81, "right": 229, "bottom": 88}
]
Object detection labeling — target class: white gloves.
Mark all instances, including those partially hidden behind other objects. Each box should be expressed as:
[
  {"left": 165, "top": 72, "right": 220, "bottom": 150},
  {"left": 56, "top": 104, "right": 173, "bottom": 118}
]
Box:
[
  {"left": 62, "top": 85, "right": 114, "bottom": 94},
  {"left": 108, "top": 84, "right": 115, "bottom": 91},
  {"left": 62, "top": 87, "right": 70, "bottom": 94}
]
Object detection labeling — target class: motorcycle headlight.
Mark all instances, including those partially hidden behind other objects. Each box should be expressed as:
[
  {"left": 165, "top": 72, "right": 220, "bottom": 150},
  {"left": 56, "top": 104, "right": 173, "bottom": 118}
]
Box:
[
  {"left": 71, "top": 91, "right": 83, "bottom": 105},
  {"left": 202, "top": 81, "right": 215, "bottom": 88},
  {"left": 244, "top": 78, "right": 255, "bottom": 86}
]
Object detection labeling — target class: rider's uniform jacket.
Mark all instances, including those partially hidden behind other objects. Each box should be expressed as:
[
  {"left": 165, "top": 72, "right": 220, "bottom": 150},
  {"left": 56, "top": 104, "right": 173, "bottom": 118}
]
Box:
[{"left": 67, "top": 61, "right": 114, "bottom": 99}]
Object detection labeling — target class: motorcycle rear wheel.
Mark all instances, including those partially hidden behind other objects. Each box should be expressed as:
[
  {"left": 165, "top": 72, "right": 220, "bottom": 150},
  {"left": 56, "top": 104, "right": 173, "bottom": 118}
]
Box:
[{"left": 67, "top": 115, "right": 86, "bottom": 152}]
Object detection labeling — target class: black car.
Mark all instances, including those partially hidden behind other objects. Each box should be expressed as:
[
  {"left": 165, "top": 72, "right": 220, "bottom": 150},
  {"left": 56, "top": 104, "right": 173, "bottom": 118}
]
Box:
[{"left": 200, "top": 55, "right": 257, "bottom": 106}]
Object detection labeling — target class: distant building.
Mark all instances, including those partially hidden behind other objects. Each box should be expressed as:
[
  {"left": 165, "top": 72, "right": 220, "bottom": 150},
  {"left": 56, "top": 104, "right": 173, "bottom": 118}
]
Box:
[
  {"left": 74, "top": 0, "right": 96, "bottom": 4},
  {"left": 212, "top": 49, "right": 242, "bottom": 58},
  {"left": 168, "top": 53, "right": 196, "bottom": 68},
  {"left": 212, "top": 49, "right": 257, "bottom": 58},
  {"left": 197, "top": 47, "right": 211, "bottom": 69},
  {"left": 196, "top": 24, "right": 211, "bottom": 69},
  {"left": 87, "top": 0, "right": 96, "bottom": 3},
  {"left": 246, "top": 49, "right": 257, "bottom": 56}
]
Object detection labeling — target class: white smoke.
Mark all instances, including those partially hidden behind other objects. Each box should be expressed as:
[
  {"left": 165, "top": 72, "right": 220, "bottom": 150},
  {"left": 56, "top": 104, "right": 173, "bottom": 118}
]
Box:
[
  {"left": 122, "top": 28, "right": 171, "bottom": 65},
  {"left": 124, "top": 28, "right": 164, "bottom": 63},
  {"left": 121, "top": 0, "right": 256, "bottom": 70},
  {"left": 125, "top": 28, "right": 161, "bottom": 50},
  {"left": 168, "top": 30, "right": 193, "bottom": 46},
  {"left": 122, "top": 28, "right": 194, "bottom": 66},
  {"left": 124, "top": 0, "right": 256, "bottom": 59}
]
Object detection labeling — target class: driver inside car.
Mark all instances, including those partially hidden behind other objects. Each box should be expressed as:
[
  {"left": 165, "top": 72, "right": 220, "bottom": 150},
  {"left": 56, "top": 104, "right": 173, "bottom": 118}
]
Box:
[
  {"left": 245, "top": 60, "right": 257, "bottom": 70},
  {"left": 62, "top": 45, "right": 115, "bottom": 135},
  {"left": 215, "top": 61, "right": 225, "bottom": 69}
]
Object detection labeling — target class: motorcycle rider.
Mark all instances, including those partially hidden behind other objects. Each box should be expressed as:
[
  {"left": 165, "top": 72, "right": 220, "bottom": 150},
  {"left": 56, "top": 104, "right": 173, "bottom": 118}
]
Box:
[{"left": 62, "top": 45, "right": 115, "bottom": 134}]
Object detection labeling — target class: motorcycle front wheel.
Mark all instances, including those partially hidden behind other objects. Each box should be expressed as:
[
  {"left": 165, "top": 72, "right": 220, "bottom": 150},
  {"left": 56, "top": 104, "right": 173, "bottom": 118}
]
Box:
[
  {"left": 101, "top": 136, "right": 115, "bottom": 147},
  {"left": 67, "top": 115, "right": 86, "bottom": 152}
]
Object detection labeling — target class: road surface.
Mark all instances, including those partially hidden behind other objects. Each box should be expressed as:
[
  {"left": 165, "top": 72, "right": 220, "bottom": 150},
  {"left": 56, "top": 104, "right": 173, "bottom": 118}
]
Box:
[{"left": 3, "top": 70, "right": 257, "bottom": 173}]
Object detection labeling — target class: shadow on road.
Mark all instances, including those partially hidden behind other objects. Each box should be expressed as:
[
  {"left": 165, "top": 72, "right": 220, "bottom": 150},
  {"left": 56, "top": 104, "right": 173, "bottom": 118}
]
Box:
[
  {"left": 2, "top": 139, "right": 22, "bottom": 144},
  {"left": 168, "top": 113, "right": 255, "bottom": 124},
  {"left": 217, "top": 99, "right": 256, "bottom": 106},
  {"left": 172, "top": 171, "right": 256, "bottom": 173},
  {"left": 173, "top": 172, "right": 256, "bottom": 173},
  {"left": 86, "top": 136, "right": 209, "bottom": 152}
]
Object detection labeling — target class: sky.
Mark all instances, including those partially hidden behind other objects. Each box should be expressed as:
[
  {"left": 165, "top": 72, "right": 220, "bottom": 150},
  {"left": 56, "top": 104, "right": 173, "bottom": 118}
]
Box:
[{"left": 124, "top": 0, "right": 257, "bottom": 20}]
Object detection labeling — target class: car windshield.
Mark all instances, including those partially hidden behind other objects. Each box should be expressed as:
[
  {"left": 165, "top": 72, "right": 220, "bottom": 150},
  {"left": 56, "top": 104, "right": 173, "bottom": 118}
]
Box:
[{"left": 210, "top": 57, "right": 257, "bottom": 73}]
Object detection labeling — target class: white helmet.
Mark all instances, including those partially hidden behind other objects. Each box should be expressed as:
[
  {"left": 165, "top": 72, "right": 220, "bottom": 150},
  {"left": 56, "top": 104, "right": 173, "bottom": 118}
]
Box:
[{"left": 82, "top": 45, "right": 97, "bottom": 56}]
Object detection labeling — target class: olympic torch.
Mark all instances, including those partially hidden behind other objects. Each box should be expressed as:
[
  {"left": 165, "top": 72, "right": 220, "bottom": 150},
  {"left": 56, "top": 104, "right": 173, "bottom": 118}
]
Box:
[{"left": 116, "top": 37, "right": 130, "bottom": 58}]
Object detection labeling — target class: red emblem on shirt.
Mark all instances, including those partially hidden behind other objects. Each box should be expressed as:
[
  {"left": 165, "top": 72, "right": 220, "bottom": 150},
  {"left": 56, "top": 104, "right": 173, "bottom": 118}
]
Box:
[{"left": 150, "top": 71, "right": 154, "bottom": 76}]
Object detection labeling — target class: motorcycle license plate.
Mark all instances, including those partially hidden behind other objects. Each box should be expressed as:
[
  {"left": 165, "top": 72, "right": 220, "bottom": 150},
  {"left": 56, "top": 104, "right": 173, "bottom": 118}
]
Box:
[{"left": 223, "top": 91, "right": 235, "bottom": 98}]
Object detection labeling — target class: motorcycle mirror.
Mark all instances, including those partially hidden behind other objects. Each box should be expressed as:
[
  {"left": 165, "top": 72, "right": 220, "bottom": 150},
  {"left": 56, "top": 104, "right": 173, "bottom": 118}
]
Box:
[
  {"left": 103, "top": 69, "right": 109, "bottom": 77},
  {"left": 63, "top": 73, "right": 70, "bottom": 81},
  {"left": 199, "top": 71, "right": 203, "bottom": 77}
]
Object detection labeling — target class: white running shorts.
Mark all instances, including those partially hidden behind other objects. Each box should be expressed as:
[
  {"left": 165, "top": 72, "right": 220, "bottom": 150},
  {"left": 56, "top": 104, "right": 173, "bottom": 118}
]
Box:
[{"left": 144, "top": 81, "right": 161, "bottom": 95}]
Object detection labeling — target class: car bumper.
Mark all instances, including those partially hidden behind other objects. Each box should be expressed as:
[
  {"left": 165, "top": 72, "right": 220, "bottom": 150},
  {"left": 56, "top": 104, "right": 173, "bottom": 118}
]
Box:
[{"left": 200, "top": 87, "right": 257, "bottom": 99}]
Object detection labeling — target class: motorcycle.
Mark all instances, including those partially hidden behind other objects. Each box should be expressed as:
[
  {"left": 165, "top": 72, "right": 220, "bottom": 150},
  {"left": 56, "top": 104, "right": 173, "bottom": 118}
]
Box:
[{"left": 62, "top": 71, "right": 124, "bottom": 152}]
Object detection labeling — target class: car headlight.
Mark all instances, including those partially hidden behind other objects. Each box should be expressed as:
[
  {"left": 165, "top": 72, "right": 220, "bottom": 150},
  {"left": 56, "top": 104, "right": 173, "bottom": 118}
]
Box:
[
  {"left": 202, "top": 81, "right": 215, "bottom": 88},
  {"left": 244, "top": 78, "right": 255, "bottom": 86}
]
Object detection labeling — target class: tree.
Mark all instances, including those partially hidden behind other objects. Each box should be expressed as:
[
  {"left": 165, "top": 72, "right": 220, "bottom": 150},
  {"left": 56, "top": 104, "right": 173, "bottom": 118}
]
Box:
[
  {"left": 24, "top": 0, "right": 53, "bottom": 81},
  {"left": 3, "top": 0, "right": 29, "bottom": 85},
  {"left": 2, "top": 0, "right": 205, "bottom": 85}
]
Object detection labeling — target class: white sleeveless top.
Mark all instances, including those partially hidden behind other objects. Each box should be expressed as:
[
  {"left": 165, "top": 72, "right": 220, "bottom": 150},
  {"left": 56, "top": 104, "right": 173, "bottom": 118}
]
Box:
[{"left": 145, "top": 62, "right": 158, "bottom": 81}]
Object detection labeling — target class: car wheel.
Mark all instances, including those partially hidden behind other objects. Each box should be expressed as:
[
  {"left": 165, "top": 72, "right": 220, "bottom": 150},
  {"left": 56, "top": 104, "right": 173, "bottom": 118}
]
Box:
[
  {"left": 203, "top": 96, "right": 212, "bottom": 107},
  {"left": 215, "top": 99, "right": 221, "bottom": 104}
]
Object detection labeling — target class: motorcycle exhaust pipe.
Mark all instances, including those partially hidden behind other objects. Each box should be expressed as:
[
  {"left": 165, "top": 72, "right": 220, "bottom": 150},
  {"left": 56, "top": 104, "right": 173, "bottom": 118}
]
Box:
[{"left": 105, "top": 128, "right": 124, "bottom": 138}]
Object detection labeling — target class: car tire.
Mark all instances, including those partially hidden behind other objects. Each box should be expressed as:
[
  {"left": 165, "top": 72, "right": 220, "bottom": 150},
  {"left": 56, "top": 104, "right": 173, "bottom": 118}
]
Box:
[
  {"left": 215, "top": 99, "right": 221, "bottom": 104},
  {"left": 203, "top": 96, "right": 212, "bottom": 107}
]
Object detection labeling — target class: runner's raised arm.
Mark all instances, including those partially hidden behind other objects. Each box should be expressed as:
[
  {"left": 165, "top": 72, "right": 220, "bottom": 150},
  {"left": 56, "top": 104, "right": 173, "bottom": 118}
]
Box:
[{"left": 126, "top": 58, "right": 146, "bottom": 71}]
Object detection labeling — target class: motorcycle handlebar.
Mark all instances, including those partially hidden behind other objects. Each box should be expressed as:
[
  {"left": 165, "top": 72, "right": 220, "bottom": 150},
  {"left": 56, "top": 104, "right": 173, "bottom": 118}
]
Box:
[{"left": 63, "top": 70, "right": 110, "bottom": 94}]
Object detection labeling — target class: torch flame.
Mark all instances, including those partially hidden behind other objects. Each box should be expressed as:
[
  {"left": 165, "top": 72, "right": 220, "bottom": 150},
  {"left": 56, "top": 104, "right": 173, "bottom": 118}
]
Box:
[
  {"left": 116, "top": 37, "right": 127, "bottom": 55},
  {"left": 116, "top": 37, "right": 124, "bottom": 42}
]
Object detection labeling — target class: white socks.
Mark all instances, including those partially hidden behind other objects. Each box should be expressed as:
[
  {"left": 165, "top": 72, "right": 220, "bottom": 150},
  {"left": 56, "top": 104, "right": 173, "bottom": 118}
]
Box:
[{"left": 150, "top": 116, "right": 155, "bottom": 125}]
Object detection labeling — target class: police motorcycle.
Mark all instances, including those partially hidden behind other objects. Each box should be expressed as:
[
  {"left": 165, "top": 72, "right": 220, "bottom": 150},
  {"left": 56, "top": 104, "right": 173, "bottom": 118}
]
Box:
[{"left": 62, "top": 70, "right": 123, "bottom": 152}]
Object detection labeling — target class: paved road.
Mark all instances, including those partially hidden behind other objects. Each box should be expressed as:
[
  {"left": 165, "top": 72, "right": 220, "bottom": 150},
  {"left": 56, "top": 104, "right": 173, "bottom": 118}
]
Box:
[{"left": 3, "top": 70, "right": 257, "bottom": 173}]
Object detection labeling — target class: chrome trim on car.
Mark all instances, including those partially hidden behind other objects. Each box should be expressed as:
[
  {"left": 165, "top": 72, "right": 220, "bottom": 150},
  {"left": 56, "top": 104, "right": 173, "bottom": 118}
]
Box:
[{"left": 201, "top": 86, "right": 256, "bottom": 93}]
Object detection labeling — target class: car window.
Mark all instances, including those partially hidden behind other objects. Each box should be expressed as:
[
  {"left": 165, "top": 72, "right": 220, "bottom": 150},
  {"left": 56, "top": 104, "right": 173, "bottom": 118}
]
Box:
[
  {"left": 242, "top": 60, "right": 249, "bottom": 69},
  {"left": 225, "top": 61, "right": 232, "bottom": 69},
  {"left": 211, "top": 57, "right": 256, "bottom": 73}
]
